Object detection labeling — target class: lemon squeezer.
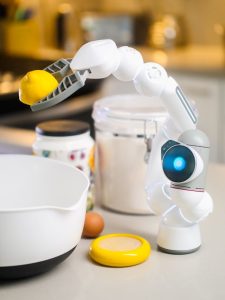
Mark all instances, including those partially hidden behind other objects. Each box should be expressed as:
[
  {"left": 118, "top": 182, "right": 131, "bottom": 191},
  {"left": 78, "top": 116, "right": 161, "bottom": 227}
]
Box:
[{"left": 30, "top": 58, "right": 91, "bottom": 112}]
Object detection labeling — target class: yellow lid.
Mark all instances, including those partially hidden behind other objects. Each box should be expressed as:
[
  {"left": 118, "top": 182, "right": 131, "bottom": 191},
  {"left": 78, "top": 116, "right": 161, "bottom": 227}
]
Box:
[{"left": 89, "top": 233, "right": 151, "bottom": 267}]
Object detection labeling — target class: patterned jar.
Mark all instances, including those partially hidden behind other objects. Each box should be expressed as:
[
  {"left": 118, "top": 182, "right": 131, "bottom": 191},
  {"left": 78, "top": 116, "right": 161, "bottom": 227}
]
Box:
[{"left": 32, "top": 120, "right": 94, "bottom": 210}]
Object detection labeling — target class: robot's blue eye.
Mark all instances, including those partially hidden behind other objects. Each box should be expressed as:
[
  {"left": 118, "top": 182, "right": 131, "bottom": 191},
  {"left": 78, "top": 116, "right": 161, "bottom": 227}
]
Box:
[
  {"left": 173, "top": 156, "right": 186, "bottom": 171},
  {"left": 162, "top": 145, "right": 195, "bottom": 183}
]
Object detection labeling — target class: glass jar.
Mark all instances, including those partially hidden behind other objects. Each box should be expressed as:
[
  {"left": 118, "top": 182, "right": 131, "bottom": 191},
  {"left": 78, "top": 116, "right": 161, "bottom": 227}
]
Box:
[
  {"left": 32, "top": 120, "right": 94, "bottom": 210},
  {"left": 92, "top": 94, "right": 168, "bottom": 214}
]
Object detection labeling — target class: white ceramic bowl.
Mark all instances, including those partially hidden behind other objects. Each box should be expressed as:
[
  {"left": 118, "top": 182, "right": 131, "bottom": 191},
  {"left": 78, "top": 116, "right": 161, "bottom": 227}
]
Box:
[{"left": 0, "top": 155, "right": 89, "bottom": 279}]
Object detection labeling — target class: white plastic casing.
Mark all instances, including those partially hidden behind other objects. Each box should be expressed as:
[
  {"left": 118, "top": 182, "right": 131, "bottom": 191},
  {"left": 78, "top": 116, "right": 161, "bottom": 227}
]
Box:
[
  {"left": 158, "top": 218, "right": 201, "bottom": 252},
  {"left": 112, "top": 46, "right": 143, "bottom": 81},
  {"left": 145, "top": 119, "right": 177, "bottom": 216},
  {"left": 171, "top": 188, "right": 213, "bottom": 223},
  {"left": 147, "top": 183, "right": 175, "bottom": 216},
  {"left": 134, "top": 63, "right": 168, "bottom": 97},
  {"left": 157, "top": 207, "right": 201, "bottom": 252},
  {"left": 160, "top": 77, "right": 197, "bottom": 132},
  {"left": 70, "top": 39, "right": 120, "bottom": 79}
]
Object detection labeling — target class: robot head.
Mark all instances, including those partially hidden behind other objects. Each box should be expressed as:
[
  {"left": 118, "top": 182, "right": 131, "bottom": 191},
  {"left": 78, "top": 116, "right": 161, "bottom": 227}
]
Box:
[{"left": 161, "top": 140, "right": 203, "bottom": 183}]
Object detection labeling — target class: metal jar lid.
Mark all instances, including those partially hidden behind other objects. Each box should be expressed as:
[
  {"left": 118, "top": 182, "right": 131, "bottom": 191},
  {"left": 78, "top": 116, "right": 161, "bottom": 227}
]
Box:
[{"left": 35, "top": 120, "right": 90, "bottom": 137}]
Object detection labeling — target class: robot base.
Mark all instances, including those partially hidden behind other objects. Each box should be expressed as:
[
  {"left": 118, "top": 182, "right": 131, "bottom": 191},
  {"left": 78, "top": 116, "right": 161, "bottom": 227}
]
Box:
[{"left": 157, "top": 220, "right": 201, "bottom": 254}]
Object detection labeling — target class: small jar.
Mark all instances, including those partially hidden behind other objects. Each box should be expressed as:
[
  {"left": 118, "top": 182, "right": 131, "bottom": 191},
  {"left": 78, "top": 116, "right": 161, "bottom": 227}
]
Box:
[
  {"left": 33, "top": 120, "right": 94, "bottom": 210},
  {"left": 33, "top": 120, "right": 94, "bottom": 175}
]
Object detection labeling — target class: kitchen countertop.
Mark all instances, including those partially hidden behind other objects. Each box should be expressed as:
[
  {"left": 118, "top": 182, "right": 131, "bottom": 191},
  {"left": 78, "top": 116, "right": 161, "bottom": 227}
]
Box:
[{"left": 0, "top": 163, "right": 224, "bottom": 299}]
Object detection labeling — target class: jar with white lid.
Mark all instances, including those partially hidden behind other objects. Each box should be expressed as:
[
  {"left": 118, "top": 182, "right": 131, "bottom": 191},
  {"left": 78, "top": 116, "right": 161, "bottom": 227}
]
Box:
[
  {"left": 92, "top": 94, "right": 168, "bottom": 214},
  {"left": 32, "top": 120, "right": 94, "bottom": 209}
]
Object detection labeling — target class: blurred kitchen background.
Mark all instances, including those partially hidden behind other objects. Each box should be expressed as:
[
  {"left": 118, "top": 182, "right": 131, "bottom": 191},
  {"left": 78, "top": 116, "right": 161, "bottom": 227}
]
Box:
[{"left": 0, "top": 0, "right": 225, "bottom": 162}]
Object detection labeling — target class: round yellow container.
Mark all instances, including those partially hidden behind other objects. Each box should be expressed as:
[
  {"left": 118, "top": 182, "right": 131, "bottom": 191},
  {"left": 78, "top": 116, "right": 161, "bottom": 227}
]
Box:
[{"left": 89, "top": 233, "right": 151, "bottom": 267}]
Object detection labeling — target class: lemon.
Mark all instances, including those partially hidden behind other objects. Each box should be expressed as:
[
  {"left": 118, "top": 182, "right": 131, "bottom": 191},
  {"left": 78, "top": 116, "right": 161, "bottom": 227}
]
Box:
[{"left": 19, "top": 70, "right": 58, "bottom": 105}]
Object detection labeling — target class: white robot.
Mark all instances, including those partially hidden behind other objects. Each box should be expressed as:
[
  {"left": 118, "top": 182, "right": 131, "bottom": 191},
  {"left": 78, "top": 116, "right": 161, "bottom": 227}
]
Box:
[{"left": 31, "top": 39, "right": 213, "bottom": 254}]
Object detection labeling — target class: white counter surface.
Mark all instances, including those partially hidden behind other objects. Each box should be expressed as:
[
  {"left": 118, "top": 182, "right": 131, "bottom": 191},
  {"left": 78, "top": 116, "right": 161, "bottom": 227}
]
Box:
[{"left": 0, "top": 163, "right": 224, "bottom": 299}]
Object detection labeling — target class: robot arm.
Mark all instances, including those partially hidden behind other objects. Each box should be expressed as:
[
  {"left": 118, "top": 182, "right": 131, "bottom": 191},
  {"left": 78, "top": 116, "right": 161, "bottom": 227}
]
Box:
[
  {"left": 72, "top": 40, "right": 213, "bottom": 223},
  {"left": 31, "top": 39, "right": 213, "bottom": 225}
]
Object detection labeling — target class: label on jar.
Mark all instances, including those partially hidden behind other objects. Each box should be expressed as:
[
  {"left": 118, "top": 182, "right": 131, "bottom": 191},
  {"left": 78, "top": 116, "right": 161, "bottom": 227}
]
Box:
[{"left": 33, "top": 147, "right": 91, "bottom": 176}]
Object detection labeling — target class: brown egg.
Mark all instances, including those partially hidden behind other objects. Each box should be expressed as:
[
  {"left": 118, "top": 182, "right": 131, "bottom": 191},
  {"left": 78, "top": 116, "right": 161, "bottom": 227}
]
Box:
[{"left": 82, "top": 211, "right": 104, "bottom": 238}]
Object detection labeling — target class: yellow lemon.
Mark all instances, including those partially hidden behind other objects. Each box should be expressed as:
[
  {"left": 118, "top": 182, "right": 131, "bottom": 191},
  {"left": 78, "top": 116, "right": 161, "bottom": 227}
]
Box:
[{"left": 19, "top": 70, "right": 58, "bottom": 105}]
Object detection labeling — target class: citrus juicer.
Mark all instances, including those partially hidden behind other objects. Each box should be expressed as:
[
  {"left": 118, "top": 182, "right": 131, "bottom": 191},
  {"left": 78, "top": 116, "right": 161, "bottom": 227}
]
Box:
[{"left": 30, "top": 58, "right": 91, "bottom": 111}]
